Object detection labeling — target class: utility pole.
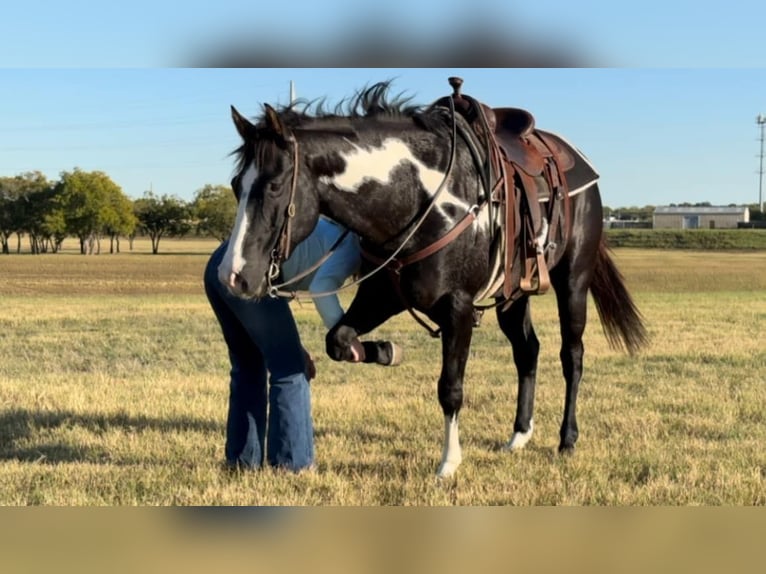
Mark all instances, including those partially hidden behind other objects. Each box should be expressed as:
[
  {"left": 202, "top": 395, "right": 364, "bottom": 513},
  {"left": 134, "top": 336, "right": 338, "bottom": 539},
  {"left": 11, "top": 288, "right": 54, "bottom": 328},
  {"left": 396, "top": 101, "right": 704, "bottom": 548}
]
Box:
[
  {"left": 757, "top": 114, "right": 766, "bottom": 215},
  {"left": 290, "top": 80, "right": 296, "bottom": 105}
]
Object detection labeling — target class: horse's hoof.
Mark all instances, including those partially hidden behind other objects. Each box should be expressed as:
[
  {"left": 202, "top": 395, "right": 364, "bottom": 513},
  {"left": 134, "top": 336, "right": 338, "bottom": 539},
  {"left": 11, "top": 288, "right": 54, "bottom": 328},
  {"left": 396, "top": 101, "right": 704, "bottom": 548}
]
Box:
[
  {"left": 502, "top": 420, "right": 534, "bottom": 451},
  {"left": 436, "top": 459, "right": 461, "bottom": 479},
  {"left": 558, "top": 444, "right": 576, "bottom": 457}
]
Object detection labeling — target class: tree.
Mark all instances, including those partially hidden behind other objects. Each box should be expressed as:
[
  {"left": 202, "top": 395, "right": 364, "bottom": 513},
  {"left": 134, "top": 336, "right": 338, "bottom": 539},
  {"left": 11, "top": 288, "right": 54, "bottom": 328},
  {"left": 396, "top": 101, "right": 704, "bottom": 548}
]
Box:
[
  {"left": 0, "top": 172, "right": 54, "bottom": 254},
  {"left": 27, "top": 182, "right": 62, "bottom": 253},
  {"left": 40, "top": 201, "right": 68, "bottom": 253},
  {"left": 133, "top": 192, "right": 191, "bottom": 254},
  {"left": 0, "top": 176, "right": 22, "bottom": 254},
  {"left": 747, "top": 203, "right": 764, "bottom": 221},
  {"left": 56, "top": 168, "right": 128, "bottom": 254},
  {"left": 191, "top": 184, "right": 236, "bottom": 241},
  {"left": 102, "top": 188, "right": 138, "bottom": 253}
]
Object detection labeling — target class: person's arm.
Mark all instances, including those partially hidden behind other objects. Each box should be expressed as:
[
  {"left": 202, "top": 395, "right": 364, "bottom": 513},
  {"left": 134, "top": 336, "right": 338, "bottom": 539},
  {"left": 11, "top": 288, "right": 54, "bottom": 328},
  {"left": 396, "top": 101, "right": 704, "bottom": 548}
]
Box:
[{"left": 308, "top": 233, "right": 361, "bottom": 329}]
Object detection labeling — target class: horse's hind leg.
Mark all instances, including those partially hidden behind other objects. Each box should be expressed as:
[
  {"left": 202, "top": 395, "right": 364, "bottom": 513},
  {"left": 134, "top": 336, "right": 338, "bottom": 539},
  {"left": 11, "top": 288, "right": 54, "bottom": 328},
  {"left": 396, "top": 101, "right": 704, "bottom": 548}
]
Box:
[
  {"left": 496, "top": 295, "right": 539, "bottom": 451},
  {"left": 550, "top": 262, "right": 590, "bottom": 454}
]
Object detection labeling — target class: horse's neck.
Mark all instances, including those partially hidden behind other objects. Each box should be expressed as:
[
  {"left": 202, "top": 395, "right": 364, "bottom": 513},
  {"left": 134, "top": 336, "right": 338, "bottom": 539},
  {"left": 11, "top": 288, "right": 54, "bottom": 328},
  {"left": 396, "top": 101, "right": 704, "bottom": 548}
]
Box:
[{"left": 316, "top": 126, "right": 450, "bottom": 246}]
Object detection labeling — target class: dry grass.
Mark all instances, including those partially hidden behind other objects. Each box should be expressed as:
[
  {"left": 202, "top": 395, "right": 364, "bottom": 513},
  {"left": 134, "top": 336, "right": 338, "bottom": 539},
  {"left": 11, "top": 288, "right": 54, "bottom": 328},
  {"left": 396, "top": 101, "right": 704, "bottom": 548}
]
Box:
[{"left": 1, "top": 245, "right": 764, "bottom": 505}]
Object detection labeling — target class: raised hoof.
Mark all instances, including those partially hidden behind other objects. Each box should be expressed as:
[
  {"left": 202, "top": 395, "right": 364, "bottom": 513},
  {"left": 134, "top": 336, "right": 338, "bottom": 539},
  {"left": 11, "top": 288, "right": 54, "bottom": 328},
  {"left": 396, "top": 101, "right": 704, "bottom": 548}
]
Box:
[
  {"left": 384, "top": 342, "right": 404, "bottom": 366},
  {"left": 436, "top": 459, "right": 461, "bottom": 479}
]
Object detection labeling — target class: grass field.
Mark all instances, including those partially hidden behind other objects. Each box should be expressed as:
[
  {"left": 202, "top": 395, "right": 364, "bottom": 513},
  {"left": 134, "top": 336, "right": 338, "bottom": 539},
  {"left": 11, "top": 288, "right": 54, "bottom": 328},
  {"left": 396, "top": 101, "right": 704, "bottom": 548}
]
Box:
[{"left": 1, "top": 238, "right": 765, "bottom": 505}]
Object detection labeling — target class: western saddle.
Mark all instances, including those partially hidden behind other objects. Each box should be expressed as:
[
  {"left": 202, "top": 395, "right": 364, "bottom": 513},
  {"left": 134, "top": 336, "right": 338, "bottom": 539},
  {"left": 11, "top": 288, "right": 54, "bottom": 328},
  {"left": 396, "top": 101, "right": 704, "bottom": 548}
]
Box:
[{"left": 437, "top": 76, "right": 573, "bottom": 300}]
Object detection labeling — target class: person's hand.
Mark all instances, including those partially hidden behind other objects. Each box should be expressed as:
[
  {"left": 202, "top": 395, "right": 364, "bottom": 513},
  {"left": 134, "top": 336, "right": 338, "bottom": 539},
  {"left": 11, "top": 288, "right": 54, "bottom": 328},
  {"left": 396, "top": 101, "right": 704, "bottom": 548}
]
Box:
[
  {"left": 349, "top": 338, "right": 366, "bottom": 362},
  {"left": 302, "top": 348, "right": 316, "bottom": 380}
]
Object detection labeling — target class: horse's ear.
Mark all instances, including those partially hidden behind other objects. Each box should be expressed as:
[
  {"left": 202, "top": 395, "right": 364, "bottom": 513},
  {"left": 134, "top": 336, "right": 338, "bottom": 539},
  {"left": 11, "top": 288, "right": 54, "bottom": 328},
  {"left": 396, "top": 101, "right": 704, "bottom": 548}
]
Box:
[
  {"left": 263, "top": 103, "right": 288, "bottom": 140},
  {"left": 231, "top": 106, "right": 255, "bottom": 141}
]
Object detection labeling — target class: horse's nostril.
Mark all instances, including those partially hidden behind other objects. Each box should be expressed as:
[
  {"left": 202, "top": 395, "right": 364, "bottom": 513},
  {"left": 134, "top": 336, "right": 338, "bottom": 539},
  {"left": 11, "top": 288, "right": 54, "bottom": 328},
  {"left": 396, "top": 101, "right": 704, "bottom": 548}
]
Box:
[{"left": 228, "top": 272, "right": 249, "bottom": 293}]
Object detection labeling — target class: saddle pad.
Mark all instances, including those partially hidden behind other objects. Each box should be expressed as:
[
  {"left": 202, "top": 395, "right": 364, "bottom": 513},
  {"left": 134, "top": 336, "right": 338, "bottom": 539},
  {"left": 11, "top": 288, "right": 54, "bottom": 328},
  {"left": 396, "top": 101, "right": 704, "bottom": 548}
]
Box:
[{"left": 536, "top": 130, "right": 600, "bottom": 200}]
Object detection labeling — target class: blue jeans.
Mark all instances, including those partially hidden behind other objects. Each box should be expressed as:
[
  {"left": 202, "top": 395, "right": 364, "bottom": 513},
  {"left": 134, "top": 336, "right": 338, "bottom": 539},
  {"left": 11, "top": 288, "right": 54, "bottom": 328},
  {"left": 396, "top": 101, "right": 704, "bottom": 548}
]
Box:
[{"left": 204, "top": 242, "right": 314, "bottom": 471}]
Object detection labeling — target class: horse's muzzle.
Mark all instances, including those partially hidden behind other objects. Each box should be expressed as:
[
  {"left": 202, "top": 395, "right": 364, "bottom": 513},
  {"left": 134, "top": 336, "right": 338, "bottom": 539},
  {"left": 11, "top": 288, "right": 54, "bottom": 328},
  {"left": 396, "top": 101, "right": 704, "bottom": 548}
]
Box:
[{"left": 222, "top": 271, "right": 267, "bottom": 300}]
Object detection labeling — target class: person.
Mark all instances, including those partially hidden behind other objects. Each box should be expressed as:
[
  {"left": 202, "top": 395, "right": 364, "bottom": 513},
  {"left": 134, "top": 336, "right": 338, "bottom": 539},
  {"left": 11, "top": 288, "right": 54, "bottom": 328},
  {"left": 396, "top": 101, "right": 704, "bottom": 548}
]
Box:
[{"left": 204, "top": 217, "right": 402, "bottom": 472}]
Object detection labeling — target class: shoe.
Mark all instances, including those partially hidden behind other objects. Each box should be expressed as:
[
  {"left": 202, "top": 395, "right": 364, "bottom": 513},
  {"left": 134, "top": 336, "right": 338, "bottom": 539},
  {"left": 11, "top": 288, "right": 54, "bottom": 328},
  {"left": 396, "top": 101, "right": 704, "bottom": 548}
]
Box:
[{"left": 382, "top": 341, "right": 403, "bottom": 366}]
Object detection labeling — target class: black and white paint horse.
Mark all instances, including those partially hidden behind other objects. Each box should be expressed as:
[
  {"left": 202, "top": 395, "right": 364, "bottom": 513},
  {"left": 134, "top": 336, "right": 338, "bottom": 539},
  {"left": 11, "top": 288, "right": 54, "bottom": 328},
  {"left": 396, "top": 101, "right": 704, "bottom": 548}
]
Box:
[{"left": 219, "top": 82, "right": 647, "bottom": 478}]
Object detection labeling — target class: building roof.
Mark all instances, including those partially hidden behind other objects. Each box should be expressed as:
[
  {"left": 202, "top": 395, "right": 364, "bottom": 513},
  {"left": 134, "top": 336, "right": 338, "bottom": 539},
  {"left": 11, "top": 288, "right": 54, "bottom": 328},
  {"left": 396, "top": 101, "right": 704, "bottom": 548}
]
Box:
[{"left": 654, "top": 206, "right": 749, "bottom": 215}]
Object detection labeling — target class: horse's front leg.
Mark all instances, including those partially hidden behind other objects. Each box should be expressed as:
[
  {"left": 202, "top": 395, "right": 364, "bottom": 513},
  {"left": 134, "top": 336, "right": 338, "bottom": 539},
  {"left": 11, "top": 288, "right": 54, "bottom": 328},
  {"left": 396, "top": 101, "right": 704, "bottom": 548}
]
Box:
[
  {"left": 325, "top": 273, "right": 404, "bottom": 362},
  {"left": 432, "top": 291, "right": 475, "bottom": 478}
]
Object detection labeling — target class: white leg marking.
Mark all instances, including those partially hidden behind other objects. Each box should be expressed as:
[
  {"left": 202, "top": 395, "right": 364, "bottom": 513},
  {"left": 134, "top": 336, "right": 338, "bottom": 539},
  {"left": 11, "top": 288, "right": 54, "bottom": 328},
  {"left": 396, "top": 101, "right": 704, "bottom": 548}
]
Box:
[
  {"left": 504, "top": 418, "right": 534, "bottom": 451},
  {"left": 436, "top": 414, "right": 462, "bottom": 478},
  {"left": 219, "top": 164, "right": 256, "bottom": 286}
]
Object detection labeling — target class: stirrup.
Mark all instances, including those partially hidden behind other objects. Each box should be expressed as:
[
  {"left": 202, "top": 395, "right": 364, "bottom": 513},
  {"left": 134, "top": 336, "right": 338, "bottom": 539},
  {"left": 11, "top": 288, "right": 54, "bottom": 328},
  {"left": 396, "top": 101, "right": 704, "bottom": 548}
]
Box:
[
  {"left": 535, "top": 251, "right": 550, "bottom": 294},
  {"left": 520, "top": 252, "right": 551, "bottom": 295},
  {"left": 520, "top": 257, "right": 536, "bottom": 293}
]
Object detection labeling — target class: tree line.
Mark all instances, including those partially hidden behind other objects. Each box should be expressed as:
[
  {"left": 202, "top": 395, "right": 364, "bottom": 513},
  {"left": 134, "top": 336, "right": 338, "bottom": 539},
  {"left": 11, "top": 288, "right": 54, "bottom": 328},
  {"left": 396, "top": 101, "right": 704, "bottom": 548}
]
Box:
[
  {"left": 0, "top": 169, "right": 236, "bottom": 255},
  {"left": 5, "top": 169, "right": 762, "bottom": 256}
]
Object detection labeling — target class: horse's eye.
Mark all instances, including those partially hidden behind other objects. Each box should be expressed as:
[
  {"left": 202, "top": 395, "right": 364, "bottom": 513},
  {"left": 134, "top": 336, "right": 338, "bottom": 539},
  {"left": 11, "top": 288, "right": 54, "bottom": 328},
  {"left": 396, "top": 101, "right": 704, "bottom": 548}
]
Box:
[{"left": 269, "top": 182, "right": 282, "bottom": 192}]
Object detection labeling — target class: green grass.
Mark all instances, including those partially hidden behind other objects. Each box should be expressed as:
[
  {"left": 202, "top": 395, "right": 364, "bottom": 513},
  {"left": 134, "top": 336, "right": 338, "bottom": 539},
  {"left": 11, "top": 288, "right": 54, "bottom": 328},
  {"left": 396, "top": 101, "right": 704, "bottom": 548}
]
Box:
[
  {"left": 1, "top": 243, "right": 765, "bottom": 505},
  {"left": 606, "top": 229, "right": 766, "bottom": 250}
]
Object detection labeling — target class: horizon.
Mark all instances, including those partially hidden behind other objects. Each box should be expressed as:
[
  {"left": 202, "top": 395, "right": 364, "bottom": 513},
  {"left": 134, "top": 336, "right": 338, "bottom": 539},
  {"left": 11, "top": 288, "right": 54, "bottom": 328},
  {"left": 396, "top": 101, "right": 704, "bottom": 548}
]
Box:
[{"left": 2, "top": 69, "right": 766, "bottom": 209}]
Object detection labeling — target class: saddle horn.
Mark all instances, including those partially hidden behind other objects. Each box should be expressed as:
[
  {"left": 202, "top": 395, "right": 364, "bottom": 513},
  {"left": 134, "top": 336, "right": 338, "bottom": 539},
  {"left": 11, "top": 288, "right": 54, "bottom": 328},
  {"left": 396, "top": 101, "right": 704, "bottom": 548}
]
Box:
[
  {"left": 448, "top": 76, "right": 464, "bottom": 97},
  {"left": 446, "top": 75, "right": 496, "bottom": 133}
]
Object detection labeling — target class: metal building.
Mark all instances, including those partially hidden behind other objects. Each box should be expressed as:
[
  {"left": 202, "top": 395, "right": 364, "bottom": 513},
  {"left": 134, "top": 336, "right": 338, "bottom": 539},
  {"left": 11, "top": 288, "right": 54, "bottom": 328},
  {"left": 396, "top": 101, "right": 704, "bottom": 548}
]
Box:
[{"left": 653, "top": 206, "right": 750, "bottom": 229}]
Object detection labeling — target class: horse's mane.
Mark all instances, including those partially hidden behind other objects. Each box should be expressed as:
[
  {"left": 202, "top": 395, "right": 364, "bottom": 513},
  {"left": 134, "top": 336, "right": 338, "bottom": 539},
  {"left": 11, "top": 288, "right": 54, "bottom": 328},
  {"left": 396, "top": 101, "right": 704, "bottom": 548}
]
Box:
[
  {"left": 232, "top": 80, "right": 448, "bottom": 173},
  {"left": 266, "top": 80, "right": 423, "bottom": 124}
]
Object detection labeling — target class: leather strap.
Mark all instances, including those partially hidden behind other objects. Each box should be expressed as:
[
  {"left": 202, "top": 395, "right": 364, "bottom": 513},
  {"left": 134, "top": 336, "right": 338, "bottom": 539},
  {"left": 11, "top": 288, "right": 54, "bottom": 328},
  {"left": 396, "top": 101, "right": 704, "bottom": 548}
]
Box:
[{"left": 362, "top": 207, "right": 479, "bottom": 272}]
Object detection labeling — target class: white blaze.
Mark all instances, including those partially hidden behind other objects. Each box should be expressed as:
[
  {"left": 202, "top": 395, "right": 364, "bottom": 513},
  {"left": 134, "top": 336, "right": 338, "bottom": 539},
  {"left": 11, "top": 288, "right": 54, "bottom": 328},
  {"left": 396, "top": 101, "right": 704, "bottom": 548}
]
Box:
[{"left": 219, "top": 163, "right": 257, "bottom": 286}]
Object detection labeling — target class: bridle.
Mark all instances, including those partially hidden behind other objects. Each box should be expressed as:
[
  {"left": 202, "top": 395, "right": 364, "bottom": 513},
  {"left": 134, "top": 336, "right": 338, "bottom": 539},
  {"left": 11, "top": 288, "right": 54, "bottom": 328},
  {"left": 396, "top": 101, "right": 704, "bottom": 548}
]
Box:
[{"left": 266, "top": 134, "right": 301, "bottom": 285}]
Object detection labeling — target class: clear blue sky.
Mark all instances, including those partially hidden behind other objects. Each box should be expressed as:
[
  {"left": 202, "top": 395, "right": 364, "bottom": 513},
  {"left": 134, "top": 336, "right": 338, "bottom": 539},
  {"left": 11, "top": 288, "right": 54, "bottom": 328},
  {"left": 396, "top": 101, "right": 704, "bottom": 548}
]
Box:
[
  {"left": 3, "top": 1, "right": 766, "bottom": 67},
  {"left": 2, "top": 69, "right": 765, "bottom": 208}
]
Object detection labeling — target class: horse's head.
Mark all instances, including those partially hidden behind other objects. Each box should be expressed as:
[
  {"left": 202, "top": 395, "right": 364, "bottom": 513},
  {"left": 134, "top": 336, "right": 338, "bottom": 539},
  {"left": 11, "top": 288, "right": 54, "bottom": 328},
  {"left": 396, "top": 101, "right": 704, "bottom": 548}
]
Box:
[{"left": 218, "top": 104, "right": 319, "bottom": 299}]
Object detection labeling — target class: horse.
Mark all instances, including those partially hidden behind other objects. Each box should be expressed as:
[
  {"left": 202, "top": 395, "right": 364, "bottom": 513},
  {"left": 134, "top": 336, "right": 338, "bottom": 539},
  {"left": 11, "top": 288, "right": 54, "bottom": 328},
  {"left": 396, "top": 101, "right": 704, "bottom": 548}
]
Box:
[{"left": 218, "top": 80, "right": 647, "bottom": 478}]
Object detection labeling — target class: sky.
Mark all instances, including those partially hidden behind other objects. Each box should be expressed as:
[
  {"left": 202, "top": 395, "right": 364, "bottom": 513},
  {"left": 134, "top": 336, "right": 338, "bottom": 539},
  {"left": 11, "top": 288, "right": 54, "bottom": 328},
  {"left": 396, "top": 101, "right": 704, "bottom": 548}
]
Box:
[
  {"left": 2, "top": 68, "right": 765, "bottom": 208},
  {"left": 3, "top": 1, "right": 766, "bottom": 67},
  {"left": 2, "top": 1, "right": 766, "bottom": 208}
]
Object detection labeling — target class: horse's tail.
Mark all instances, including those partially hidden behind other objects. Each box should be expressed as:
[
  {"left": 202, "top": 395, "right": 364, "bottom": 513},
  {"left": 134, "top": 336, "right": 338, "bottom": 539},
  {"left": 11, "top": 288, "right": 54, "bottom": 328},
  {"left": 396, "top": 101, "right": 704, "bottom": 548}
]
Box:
[{"left": 589, "top": 239, "right": 648, "bottom": 355}]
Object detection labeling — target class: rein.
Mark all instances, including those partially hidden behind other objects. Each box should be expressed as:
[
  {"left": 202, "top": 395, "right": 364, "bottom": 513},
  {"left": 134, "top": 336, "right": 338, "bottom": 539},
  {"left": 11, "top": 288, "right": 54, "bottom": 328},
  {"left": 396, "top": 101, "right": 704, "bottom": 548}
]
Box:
[{"left": 264, "top": 97, "right": 463, "bottom": 301}]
